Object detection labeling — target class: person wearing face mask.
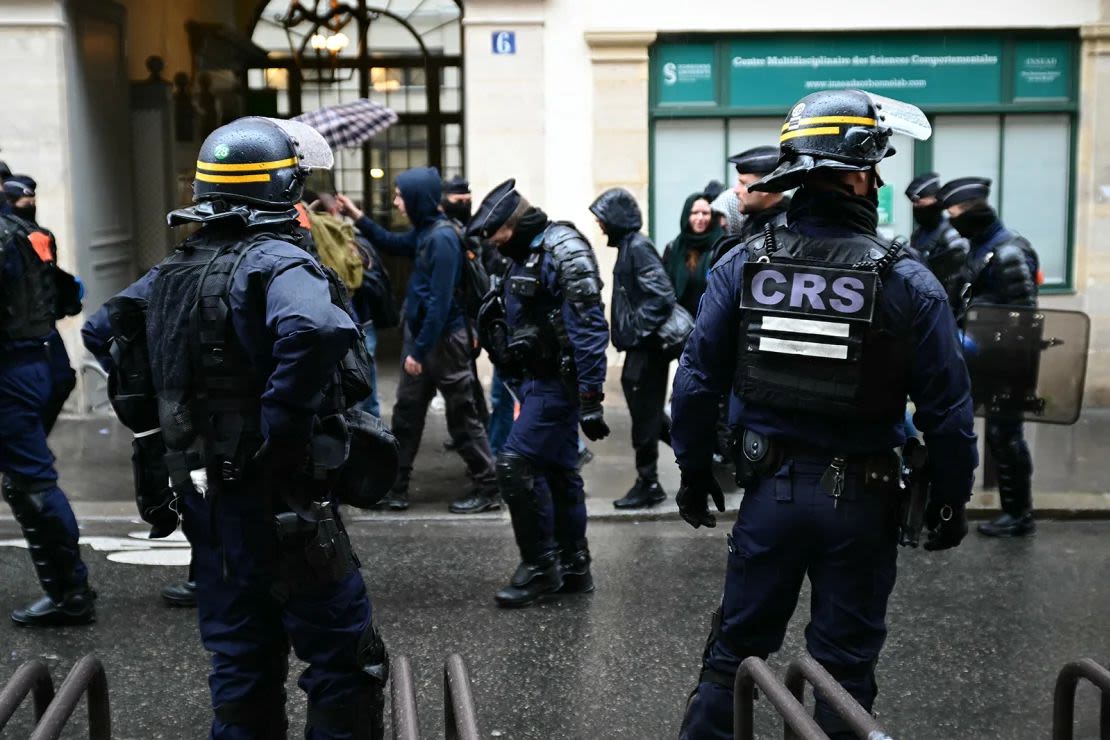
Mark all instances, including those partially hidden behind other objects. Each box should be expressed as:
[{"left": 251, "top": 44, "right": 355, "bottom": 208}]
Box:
[
  {"left": 469, "top": 179, "right": 611, "bottom": 607},
  {"left": 672, "top": 90, "right": 976, "bottom": 739},
  {"left": 442, "top": 175, "right": 473, "bottom": 225},
  {"left": 2, "top": 177, "right": 81, "bottom": 435},
  {"left": 905, "top": 172, "right": 968, "bottom": 309},
  {"left": 938, "top": 176, "right": 1040, "bottom": 539},
  {"left": 664, "top": 192, "right": 723, "bottom": 317},
  {"left": 337, "top": 169, "right": 499, "bottom": 514},
  {"left": 589, "top": 187, "right": 675, "bottom": 509}
]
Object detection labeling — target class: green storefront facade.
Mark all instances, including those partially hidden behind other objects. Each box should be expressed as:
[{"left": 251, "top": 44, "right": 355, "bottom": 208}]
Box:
[{"left": 649, "top": 31, "right": 1079, "bottom": 290}]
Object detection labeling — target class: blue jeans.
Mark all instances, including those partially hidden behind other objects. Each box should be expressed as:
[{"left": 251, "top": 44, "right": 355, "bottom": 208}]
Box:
[
  {"left": 357, "top": 323, "right": 380, "bottom": 417},
  {"left": 487, "top": 368, "right": 515, "bottom": 456}
]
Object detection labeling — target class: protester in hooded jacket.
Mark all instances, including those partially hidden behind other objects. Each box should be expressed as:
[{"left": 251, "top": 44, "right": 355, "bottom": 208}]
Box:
[
  {"left": 663, "top": 192, "right": 723, "bottom": 316},
  {"left": 337, "top": 168, "right": 499, "bottom": 515},
  {"left": 589, "top": 188, "right": 675, "bottom": 509}
]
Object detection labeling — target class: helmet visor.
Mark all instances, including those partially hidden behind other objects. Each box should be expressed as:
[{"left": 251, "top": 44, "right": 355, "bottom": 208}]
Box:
[
  {"left": 268, "top": 118, "right": 335, "bottom": 170},
  {"left": 866, "top": 93, "right": 931, "bottom": 141}
]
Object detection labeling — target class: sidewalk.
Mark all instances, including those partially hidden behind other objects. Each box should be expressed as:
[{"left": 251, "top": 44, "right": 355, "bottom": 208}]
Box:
[{"left": 34, "top": 329, "right": 1110, "bottom": 522}]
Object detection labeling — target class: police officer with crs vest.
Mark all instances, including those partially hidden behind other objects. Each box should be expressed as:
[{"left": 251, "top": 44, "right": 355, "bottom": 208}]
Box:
[
  {"left": 671, "top": 90, "right": 978, "bottom": 738},
  {"left": 83, "top": 117, "right": 391, "bottom": 739},
  {"left": 0, "top": 178, "right": 91, "bottom": 627},
  {"left": 469, "top": 179, "right": 611, "bottom": 607}
]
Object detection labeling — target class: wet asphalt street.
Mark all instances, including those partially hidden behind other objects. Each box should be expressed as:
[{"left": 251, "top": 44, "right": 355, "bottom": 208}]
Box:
[{"left": 0, "top": 517, "right": 1107, "bottom": 739}]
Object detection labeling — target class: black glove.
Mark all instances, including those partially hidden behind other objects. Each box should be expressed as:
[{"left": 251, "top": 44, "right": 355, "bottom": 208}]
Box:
[
  {"left": 131, "top": 434, "right": 178, "bottom": 539},
  {"left": 579, "top": 392, "right": 610, "bottom": 441},
  {"left": 676, "top": 468, "right": 725, "bottom": 529},
  {"left": 923, "top": 500, "right": 968, "bottom": 551}
]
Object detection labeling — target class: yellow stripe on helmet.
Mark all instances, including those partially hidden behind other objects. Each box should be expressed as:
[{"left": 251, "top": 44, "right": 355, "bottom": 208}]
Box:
[
  {"left": 195, "top": 157, "right": 298, "bottom": 172},
  {"left": 780, "top": 126, "right": 841, "bottom": 142},
  {"left": 195, "top": 172, "right": 273, "bottom": 184},
  {"left": 782, "top": 116, "right": 877, "bottom": 132}
]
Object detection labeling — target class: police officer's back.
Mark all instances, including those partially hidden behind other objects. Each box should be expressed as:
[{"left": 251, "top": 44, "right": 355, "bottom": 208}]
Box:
[
  {"left": 83, "top": 117, "right": 390, "bottom": 738},
  {"left": 671, "top": 90, "right": 978, "bottom": 739}
]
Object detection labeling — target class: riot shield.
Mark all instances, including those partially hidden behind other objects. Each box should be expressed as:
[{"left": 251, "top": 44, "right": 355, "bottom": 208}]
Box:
[{"left": 962, "top": 305, "right": 1089, "bottom": 425}]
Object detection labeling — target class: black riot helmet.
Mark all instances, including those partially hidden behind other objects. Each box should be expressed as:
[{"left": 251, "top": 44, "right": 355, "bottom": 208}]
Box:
[
  {"left": 752, "top": 89, "right": 931, "bottom": 193},
  {"left": 193, "top": 117, "right": 334, "bottom": 209}
]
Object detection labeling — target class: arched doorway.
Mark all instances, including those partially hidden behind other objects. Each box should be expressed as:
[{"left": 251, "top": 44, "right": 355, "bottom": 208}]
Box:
[{"left": 248, "top": 0, "right": 463, "bottom": 228}]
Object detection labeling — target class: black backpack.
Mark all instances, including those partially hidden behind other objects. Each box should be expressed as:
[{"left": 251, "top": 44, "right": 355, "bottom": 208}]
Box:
[
  {"left": 435, "top": 220, "right": 490, "bottom": 322},
  {"left": 354, "top": 239, "right": 400, "bottom": 330}
]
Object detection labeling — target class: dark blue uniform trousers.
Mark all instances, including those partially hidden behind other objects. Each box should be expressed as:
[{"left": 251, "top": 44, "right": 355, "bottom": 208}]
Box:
[
  {"left": 182, "top": 488, "right": 374, "bottom": 740},
  {"left": 502, "top": 379, "right": 587, "bottom": 558},
  {"left": 0, "top": 355, "right": 87, "bottom": 590},
  {"left": 681, "top": 459, "right": 899, "bottom": 739}
]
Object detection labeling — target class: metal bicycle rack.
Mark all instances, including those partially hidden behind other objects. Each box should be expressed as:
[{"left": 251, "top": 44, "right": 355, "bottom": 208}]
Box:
[
  {"left": 1052, "top": 658, "right": 1110, "bottom": 740},
  {"left": 390, "top": 653, "right": 481, "bottom": 740},
  {"left": 0, "top": 659, "right": 55, "bottom": 731},
  {"left": 733, "top": 655, "right": 892, "bottom": 740},
  {"left": 0, "top": 654, "right": 110, "bottom": 740},
  {"left": 784, "top": 656, "right": 892, "bottom": 740}
]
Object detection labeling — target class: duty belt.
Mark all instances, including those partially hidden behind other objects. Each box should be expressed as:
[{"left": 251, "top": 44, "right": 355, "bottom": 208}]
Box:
[{"left": 735, "top": 428, "right": 901, "bottom": 506}]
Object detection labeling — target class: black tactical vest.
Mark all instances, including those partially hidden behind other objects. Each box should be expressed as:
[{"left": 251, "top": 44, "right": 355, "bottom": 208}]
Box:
[
  {"left": 148, "top": 230, "right": 265, "bottom": 466},
  {"left": 0, "top": 216, "right": 56, "bottom": 341},
  {"left": 148, "top": 227, "right": 372, "bottom": 477},
  {"left": 734, "top": 227, "right": 912, "bottom": 424}
]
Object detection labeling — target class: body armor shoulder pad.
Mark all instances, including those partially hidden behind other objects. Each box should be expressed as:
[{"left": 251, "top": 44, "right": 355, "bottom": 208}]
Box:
[
  {"left": 542, "top": 223, "right": 602, "bottom": 307},
  {"left": 994, "top": 234, "right": 1037, "bottom": 266}
]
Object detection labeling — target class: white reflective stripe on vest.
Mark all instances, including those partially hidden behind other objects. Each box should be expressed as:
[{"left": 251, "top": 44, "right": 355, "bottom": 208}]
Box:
[
  {"left": 761, "top": 316, "right": 851, "bottom": 338},
  {"left": 758, "top": 336, "right": 849, "bottom": 360}
]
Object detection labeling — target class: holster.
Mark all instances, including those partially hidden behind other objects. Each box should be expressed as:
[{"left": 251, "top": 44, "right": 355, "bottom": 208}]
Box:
[
  {"left": 898, "top": 438, "right": 930, "bottom": 547},
  {"left": 272, "top": 501, "right": 358, "bottom": 600}
]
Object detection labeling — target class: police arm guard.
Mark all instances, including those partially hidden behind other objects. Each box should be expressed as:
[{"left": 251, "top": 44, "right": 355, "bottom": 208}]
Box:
[
  {"left": 546, "top": 225, "right": 603, "bottom": 311},
  {"left": 105, "top": 296, "right": 179, "bottom": 536}
]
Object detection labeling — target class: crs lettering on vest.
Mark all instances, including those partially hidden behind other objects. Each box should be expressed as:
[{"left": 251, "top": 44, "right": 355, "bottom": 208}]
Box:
[{"left": 740, "top": 261, "right": 878, "bottom": 361}]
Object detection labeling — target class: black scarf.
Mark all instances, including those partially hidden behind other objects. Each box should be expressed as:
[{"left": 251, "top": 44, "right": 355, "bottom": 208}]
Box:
[
  {"left": 500, "top": 206, "right": 549, "bottom": 262},
  {"left": 787, "top": 187, "right": 878, "bottom": 235},
  {"left": 912, "top": 203, "right": 943, "bottom": 231},
  {"left": 949, "top": 202, "right": 997, "bottom": 242}
]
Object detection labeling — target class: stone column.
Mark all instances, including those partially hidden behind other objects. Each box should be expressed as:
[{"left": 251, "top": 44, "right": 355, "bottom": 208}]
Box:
[
  {"left": 1075, "top": 23, "right": 1110, "bottom": 405},
  {"left": 462, "top": 1, "right": 547, "bottom": 203},
  {"left": 584, "top": 32, "right": 656, "bottom": 243}
]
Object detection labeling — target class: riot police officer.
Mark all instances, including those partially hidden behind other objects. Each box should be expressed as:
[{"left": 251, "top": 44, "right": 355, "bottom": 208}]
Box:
[
  {"left": 905, "top": 172, "right": 969, "bottom": 308},
  {"left": 83, "top": 117, "right": 389, "bottom": 738},
  {"left": 0, "top": 185, "right": 94, "bottom": 627},
  {"left": 939, "top": 176, "right": 1040, "bottom": 538},
  {"left": 672, "top": 90, "right": 978, "bottom": 739},
  {"left": 3, "top": 176, "right": 82, "bottom": 433},
  {"left": 469, "top": 179, "right": 611, "bottom": 607}
]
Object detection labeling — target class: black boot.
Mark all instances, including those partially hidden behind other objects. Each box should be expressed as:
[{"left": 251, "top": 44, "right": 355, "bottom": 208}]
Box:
[
  {"left": 3, "top": 478, "right": 95, "bottom": 627},
  {"left": 161, "top": 580, "right": 198, "bottom": 607},
  {"left": 613, "top": 478, "right": 667, "bottom": 509},
  {"left": 374, "top": 484, "right": 410, "bottom": 511},
  {"left": 495, "top": 555, "right": 563, "bottom": 608},
  {"left": 558, "top": 541, "right": 594, "bottom": 594},
  {"left": 979, "top": 421, "right": 1035, "bottom": 538},
  {"left": 11, "top": 587, "right": 97, "bottom": 627},
  {"left": 977, "top": 512, "right": 1035, "bottom": 537},
  {"left": 448, "top": 485, "right": 501, "bottom": 514}
]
